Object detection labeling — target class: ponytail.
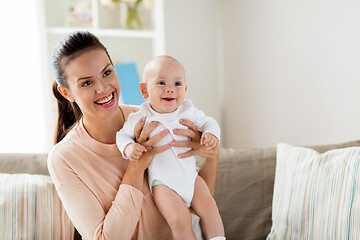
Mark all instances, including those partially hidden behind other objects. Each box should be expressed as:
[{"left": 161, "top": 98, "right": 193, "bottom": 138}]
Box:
[
  {"left": 52, "top": 81, "right": 82, "bottom": 144},
  {"left": 51, "top": 31, "right": 111, "bottom": 144}
]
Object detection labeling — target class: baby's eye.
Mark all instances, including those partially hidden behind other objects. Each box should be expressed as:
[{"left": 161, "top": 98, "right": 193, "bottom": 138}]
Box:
[
  {"left": 82, "top": 80, "right": 92, "bottom": 87},
  {"left": 175, "top": 82, "right": 182, "bottom": 86},
  {"left": 103, "top": 70, "right": 111, "bottom": 77},
  {"left": 159, "top": 81, "right": 165, "bottom": 85}
]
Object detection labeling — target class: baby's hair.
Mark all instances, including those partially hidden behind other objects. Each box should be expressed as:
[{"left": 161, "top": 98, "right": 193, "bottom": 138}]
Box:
[
  {"left": 142, "top": 55, "right": 184, "bottom": 83},
  {"left": 155, "top": 55, "right": 179, "bottom": 61}
]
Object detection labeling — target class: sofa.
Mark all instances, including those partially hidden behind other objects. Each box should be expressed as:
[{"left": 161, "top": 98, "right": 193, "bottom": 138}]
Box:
[{"left": 1, "top": 139, "right": 360, "bottom": 239}]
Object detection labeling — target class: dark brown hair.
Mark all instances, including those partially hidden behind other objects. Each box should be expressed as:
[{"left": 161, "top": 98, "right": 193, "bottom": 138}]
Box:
[{"left": 51, "top": 31, "right": 112, "bottom": 144}]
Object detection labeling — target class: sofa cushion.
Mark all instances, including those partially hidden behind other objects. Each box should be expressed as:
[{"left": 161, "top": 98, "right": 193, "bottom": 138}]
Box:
[
  {"left": 207, "top": 139, "right": 360, "bottom": 240},
  {"left": 0, "top": 173, "right": 74, "bottom": 240},
  {"left": 267, "top": 143, "right": 360, "bottom": 239}
]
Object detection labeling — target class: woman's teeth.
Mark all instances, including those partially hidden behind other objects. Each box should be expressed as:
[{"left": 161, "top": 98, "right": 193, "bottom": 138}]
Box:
[{"left": 95, "top": 93, "right": 113, "bottom": 105}]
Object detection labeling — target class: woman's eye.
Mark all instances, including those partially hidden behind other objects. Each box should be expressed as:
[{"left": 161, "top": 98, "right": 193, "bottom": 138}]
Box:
[
  {"left": 103, "top": 70, "right": 111, "bottom": 77},
  {"left": 82, "top": 80, "right": 92, "bottom": 87}
]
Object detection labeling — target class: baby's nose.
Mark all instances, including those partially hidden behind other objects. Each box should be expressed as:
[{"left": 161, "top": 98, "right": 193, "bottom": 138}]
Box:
[{"left": 165, "top": 87, "right": 175, "bottom": 93}]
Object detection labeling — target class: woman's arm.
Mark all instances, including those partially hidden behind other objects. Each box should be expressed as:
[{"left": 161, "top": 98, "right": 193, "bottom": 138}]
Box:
[
  {"left": 48, "top": 154, "right": 144, "bottom": 239},
  {"left": 171, "top": 119, "right": 220, "bottom": 193},
  {"left": 197, "top": 147, "right": 219, "bottom": 194}
]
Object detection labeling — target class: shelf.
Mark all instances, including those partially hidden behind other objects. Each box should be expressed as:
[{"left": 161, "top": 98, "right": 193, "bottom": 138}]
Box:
[
  {"left": 44, "top": 0, "right": 165, "bottom": 78},
  {"left": 47, "top": 27, "right": 156, "bottom": 39}
]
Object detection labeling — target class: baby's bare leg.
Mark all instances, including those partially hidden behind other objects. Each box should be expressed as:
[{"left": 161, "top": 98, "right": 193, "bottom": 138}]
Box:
[
  {"left": 191, "top": 176, "right": 225, "bottom": 239},
  {"left": 152, "top": 185, "right": 195, "bottom": 240}
]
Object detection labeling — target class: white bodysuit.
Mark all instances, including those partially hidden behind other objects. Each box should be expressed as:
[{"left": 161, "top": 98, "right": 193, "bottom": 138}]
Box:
[{"left": 116, "top": 100, "right": 220, "bottom": 207}]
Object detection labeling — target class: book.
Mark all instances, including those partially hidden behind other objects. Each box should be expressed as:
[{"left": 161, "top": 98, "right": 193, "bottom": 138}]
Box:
[{"left": 114, "top": 62, "right": 144, "bottom": 106}]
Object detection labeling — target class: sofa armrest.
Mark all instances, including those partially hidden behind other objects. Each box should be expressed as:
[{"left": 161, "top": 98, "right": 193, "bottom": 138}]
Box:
[{"left": 0, "top": 153, "right": 49, "bottom": 175}]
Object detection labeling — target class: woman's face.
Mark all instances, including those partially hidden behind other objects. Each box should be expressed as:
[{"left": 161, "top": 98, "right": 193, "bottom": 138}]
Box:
[{"left": 64, "top": 49, "right": 120, "bottom": 120}]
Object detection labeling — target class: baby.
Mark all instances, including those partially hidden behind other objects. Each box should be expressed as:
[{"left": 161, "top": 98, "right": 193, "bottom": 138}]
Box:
[{"left": 116, "top": 55, "right": 225, "bottom": 240}]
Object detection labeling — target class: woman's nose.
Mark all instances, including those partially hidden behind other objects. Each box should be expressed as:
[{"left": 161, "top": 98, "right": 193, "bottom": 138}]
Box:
[{"left": 96, "top": 80, "right": 108, "bottom": 93}]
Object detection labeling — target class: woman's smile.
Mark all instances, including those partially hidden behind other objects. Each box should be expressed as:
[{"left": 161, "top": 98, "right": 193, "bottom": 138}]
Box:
[{"left": 94, "top": 91, "right": 115, "bottom": 108}]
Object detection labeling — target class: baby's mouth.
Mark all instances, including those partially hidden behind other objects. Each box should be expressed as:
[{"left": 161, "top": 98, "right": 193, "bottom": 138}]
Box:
[
  {"left": 95, "top": 92, "right": 114, "bottom": 105},
  {"left": 162, "top": 98, "right": 175, "bottom": 102}
]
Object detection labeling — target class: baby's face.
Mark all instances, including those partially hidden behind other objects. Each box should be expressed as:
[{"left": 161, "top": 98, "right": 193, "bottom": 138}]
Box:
[{"left": 142, "top": 59, "right": 187, "bottom": 113}]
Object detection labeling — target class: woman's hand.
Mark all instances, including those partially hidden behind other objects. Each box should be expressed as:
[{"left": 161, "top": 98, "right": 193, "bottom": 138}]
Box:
[
  {"left": 131, "top": 117, "right": 171, "bottom": 170},
  {"left": 171, "top": 119, "right": 220, "bottom": 160},
  {"left": 127, "top": 144, "right": 171, "bottom": 173},
  {"left": 134, "top": 117, "right": 170, "bottom": 151}
]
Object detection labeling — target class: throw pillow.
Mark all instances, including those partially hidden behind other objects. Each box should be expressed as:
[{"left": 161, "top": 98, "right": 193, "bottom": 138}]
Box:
[
  {"left": 267, "top": 143, "right": 360, "bottom": 239},
  {"left": 0, "top": 174, "right": 74, "bottom": 240}
]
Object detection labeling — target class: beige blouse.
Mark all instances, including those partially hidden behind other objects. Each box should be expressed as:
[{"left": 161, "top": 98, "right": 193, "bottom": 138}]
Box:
[{"left": 47, "top": 104, "right": 171, "bottom": 240}]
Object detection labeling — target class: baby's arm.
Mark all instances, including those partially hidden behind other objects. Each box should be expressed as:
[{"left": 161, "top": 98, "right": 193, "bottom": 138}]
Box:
[
  {"left": 124, "top": 143, "right": 147, "bottom": 162},
  {"left": 116, "top": 112, "right": 146, "bottom": 160},
  {"left": 200, "top": 132, "right": 219, "bottom": 150},
  {"left": 185, "top": 101, "right": 221, "bottom": 148}
]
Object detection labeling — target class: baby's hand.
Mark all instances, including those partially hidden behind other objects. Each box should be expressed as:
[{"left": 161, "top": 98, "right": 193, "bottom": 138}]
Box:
[
  {"left": 124, "top": 143, "right": 147, "bottom": 162},
  {"left": 200, "top": 133, "right": 219, "bottom": 150}
]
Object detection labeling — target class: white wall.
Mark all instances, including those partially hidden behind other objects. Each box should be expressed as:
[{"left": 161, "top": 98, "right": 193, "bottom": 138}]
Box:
[
  {"left": 222, "top": 0, "right": 360, "bottom": 148},
  {"left": 162, "top": 0, "right": 223, "bottom": 127},
  {"left": 5, "top": 0, "right": 360, "bottom": 152}
]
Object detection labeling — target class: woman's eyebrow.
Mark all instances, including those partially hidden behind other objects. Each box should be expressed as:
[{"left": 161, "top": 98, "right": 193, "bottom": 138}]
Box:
[
  {"left": 77, "top": 63, "right": 112, "bottom": 81},
  {"left": 101, "top": 63, "right": 112, "bottom": 73},
  {"left": 78, "top": 76, "right": 91, "bottom": 81}
]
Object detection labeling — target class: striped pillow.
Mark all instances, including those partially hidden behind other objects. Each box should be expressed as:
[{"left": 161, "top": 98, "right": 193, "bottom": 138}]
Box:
[
  {"left": 267, "top": 143, "right": 360, "bottom": 240},
  {"left": 0, "top": 174, "right": 74, "bottom": 240}
]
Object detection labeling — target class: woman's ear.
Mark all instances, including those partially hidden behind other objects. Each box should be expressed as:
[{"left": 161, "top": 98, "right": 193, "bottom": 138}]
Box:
[
  {"left": 139, "top": 82, "right": 149, "bottom": 99},
  {"left": 57, "top": 85, "right": 75, "bottom": 102}
]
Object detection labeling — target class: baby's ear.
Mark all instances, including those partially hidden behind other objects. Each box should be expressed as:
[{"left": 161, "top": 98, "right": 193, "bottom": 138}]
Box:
[{"left": 139, "top": 82, "right": 149, "bottom": 99}]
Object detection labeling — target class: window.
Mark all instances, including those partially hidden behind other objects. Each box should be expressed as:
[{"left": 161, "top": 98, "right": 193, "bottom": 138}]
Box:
[{"left": 0, "top": 1, "right": 50, "bottom": 153}]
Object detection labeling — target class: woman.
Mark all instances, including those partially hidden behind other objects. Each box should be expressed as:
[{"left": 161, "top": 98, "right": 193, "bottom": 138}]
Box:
[{"left": 48, "top": 31, "right": 220, "bottom": 239}]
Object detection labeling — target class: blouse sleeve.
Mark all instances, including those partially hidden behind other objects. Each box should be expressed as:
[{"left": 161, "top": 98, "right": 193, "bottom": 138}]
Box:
[{"left": 48, "top": 150, "right": 143, "bottom": 240}]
